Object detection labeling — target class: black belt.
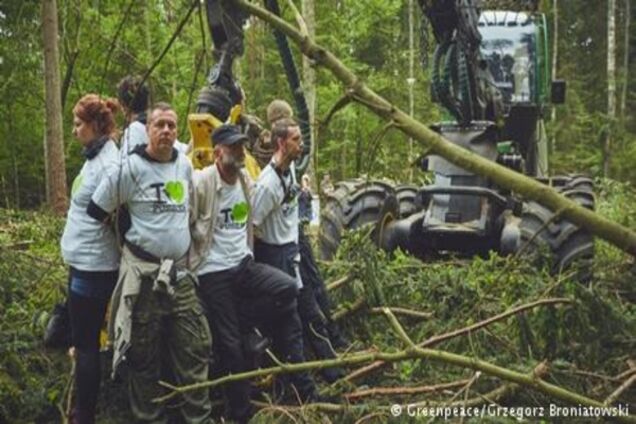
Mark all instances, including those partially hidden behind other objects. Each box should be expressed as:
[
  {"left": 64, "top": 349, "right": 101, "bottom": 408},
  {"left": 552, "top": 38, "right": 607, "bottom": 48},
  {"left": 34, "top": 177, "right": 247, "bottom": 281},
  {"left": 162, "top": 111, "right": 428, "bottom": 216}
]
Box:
[
  {"left": 125, "top": 240, "right": 161, "bottom": 264},
  {"left": 254, "top": 239, "right": 297, "bottom": 250}
]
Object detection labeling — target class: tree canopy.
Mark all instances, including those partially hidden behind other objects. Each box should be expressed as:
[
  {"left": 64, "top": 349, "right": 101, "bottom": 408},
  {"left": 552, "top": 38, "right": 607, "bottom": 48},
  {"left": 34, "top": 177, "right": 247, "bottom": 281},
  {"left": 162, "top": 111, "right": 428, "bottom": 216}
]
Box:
[{"left": 2, "top": 0, "right": 634, "bottom": 209}]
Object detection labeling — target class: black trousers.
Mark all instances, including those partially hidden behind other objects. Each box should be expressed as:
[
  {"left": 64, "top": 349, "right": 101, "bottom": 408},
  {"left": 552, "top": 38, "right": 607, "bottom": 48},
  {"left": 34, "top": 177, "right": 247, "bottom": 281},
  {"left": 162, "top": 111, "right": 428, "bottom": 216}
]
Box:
[
  {"left": 254, "top": 239, "right": 344, "bottom": 383},
  {"left": 198, "top": 256, "right": 316, "bottom": 420},
  {"left": 298, "top": 228, "right": 335, "bottom": 320},
  {"left": 298, "top": 228, "right": 348, "bottom": 349}
]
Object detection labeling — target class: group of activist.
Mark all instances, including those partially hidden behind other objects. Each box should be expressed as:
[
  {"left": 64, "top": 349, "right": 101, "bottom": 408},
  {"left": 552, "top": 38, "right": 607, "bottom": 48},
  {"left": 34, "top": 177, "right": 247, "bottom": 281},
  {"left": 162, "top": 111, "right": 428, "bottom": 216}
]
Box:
[{"left": 59, "top": 76, "right": 346, "bottom": 424}]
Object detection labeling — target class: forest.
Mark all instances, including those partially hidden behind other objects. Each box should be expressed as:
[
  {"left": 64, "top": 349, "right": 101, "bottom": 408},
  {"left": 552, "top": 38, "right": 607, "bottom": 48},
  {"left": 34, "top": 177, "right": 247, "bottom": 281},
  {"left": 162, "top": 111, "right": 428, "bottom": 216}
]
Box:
[{"left": 1, "top": 0, "right": 635, "bottom": 423}]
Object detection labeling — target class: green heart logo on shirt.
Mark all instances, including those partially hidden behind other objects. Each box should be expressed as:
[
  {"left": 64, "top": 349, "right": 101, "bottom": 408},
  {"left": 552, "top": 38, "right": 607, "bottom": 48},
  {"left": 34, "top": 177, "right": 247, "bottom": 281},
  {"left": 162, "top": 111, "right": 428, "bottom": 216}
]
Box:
[
  {"left": 165, "top": 181, "right": 185, "bottom": 204},
  {"left": 231, "top": 202, "right": 249, "bottom": 224},
  {"left": 71, "top": 175, "right": 83, "bottom": 197}
]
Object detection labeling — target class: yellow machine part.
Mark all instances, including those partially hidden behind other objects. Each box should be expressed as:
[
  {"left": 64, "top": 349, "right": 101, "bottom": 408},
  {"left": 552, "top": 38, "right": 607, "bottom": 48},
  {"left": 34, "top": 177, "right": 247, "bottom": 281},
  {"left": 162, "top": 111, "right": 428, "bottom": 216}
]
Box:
[
  {"left": 243, "top": 151, "right": 261, "bottom": 180},
  {"left": 186, "top": 108, "right": 261, "bottom": 179},
  {"left": 187, "top": 112, "right": 224, "bottom": 170},
  {"left": 99, "top": 304, "right": 110, "bottom": 349}
]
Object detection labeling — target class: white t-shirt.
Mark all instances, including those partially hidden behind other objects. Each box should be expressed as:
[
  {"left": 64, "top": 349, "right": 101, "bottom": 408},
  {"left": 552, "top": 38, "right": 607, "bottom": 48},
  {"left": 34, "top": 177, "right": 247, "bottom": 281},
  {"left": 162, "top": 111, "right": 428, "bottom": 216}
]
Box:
[
  {"left": 120, "top": 120, "right": 188, "bottom": 156},
  {"left": 61, "top": 140, "right": 120, "bottom": 271},
  {"left": 92, "top": 150, "right": 193, "bottom": 260},
  {"left": 251, "top": 162, "right": 299, "bottom": 245},
  {"left": 197, "top": 179, "right": 252, "bottom": 275}
]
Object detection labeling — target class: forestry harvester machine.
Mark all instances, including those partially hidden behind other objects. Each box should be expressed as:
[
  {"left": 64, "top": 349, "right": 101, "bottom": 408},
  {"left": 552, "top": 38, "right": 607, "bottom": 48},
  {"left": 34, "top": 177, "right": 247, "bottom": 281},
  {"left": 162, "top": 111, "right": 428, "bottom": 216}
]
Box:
[{"left": 319, "top": 0, "right": 595, "bottom": 280}]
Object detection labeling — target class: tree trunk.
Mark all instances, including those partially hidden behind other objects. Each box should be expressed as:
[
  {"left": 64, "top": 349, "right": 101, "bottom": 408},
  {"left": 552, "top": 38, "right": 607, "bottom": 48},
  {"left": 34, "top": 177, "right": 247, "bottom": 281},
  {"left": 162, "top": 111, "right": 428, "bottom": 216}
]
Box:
[
  {"left": 247, "top": 17, "right": 257, "bottom": 83},
  {"left": 236, "top": 0, "right": 636, "bottom": 257},
  {"left": 606, "top": 0, "right": 617, "bottom": 177},
  {"left": 408, "top": 0, "right": 415, "bottom": 181},
  {"left": 42, "top": 0, "right": 68, "bottom": 216},
  {"left": 549, "top": 0, "right": 558, "bottom": 164},
  {"left": 301, "top": 0, "right": 317, "bottom": 183},
  {"left": 8, "top": 104, "right": 20, "bottom": 209},
  {"left": 621, "top": 0, "right": 631, "bottom": 120},
  {"left": 145, "top": 4, "right": 153, "bottom": 77}
]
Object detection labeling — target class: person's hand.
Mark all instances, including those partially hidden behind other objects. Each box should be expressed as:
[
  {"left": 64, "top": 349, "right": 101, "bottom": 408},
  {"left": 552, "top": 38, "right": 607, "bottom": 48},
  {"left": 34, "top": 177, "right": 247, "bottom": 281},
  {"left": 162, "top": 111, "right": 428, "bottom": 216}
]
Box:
[{"left": 259, "top": 130, "right": 272, "bottom": 147}]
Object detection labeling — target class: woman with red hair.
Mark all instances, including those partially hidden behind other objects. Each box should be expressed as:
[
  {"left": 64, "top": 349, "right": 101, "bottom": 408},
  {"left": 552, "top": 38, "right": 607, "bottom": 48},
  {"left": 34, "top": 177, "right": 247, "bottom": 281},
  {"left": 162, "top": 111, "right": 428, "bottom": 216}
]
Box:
[{"left": 60, "top": 94, "right": 121, "bottom": 424}]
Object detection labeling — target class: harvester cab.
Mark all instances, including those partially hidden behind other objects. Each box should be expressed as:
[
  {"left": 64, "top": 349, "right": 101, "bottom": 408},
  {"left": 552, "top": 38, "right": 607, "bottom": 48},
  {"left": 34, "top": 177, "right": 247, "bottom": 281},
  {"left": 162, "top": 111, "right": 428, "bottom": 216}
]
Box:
[{"left": 319, "top": 3, "right": 594, "bottom": 281}]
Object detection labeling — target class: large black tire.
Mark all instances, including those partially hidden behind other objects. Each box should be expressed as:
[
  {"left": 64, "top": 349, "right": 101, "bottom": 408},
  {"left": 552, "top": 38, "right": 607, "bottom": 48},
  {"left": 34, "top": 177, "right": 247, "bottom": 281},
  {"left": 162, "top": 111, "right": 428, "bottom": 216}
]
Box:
[
  {"left": 519, "top": 176, "right": 595, "bottom": 281},
  {"left": 319, "top": 179, "right": 396, "bottom": 260},
  {"left": 395, "top": 184, "right": 419, "bottom": 218}
]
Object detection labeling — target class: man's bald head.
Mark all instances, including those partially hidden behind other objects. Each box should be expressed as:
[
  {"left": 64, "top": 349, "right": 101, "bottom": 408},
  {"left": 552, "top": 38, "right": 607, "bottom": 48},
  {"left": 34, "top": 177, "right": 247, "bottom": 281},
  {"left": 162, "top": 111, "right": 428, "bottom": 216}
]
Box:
[{"left": 266, "top": 99, "right": 293, "bottom": 125}]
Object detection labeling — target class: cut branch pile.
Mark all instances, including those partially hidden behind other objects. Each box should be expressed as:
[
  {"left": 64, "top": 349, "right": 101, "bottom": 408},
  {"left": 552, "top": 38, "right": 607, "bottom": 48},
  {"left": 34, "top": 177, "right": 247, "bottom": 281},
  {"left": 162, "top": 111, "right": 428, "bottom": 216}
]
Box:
[
  {"left": 150, "top": 227, "right": 635, "bottom": 422},
  {"left": 0, "top": 184, "right": 635, "bottom": 422}
]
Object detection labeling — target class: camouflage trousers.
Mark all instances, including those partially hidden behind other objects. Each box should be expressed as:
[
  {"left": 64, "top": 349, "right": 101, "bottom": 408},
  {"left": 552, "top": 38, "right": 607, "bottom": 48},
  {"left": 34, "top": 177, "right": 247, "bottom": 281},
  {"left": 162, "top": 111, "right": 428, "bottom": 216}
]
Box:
[{"left": 128, "top": 275, "right": 212, "bottom": 423}]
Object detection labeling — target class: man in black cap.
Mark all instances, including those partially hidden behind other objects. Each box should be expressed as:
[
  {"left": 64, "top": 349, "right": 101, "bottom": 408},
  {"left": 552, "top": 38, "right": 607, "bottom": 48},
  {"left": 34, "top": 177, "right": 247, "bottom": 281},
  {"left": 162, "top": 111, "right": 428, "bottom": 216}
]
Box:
[{"left": 189, "top": 124, "right": 321, "bottom": 423}]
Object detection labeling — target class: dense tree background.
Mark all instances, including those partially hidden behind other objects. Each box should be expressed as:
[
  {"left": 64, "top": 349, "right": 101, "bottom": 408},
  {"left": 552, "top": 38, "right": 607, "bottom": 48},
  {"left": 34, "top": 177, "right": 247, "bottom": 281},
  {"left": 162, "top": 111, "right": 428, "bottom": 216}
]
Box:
[
  {"left": 1, "top": 3, "right": 635, "bottom": 422},
  {"left": 0, "top": 0, "right": 634, "bottom": 209}
]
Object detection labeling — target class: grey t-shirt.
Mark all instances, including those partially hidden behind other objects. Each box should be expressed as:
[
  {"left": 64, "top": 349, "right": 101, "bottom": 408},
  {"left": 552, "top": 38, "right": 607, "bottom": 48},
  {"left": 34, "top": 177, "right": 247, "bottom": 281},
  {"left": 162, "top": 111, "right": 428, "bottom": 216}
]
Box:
[
  {"left": 120, "top": 121, "right": 188, "bottom": 156},
  {"left": 120, "top": 121, "right": 147, "bottom": 156},
  {"left": 61, "top": 140, "right": 120, "bottom": 271},
  {"left": 197, "top": 179, "right": 252, "bottom": 275},
  {"left": 251, "top": 163, "right": 299, "bottom": 245},
  {"left": 92, "top": 150, "right": 193, "bottom": 260}
]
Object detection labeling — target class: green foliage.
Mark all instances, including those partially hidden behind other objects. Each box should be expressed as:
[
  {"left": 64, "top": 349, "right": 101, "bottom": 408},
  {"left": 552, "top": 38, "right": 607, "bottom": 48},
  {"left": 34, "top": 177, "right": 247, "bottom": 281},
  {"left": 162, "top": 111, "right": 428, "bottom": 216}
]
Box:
[
  {"left": 0, "top": 0, "right": 443, "bottom": 209},
  {"left": 0, "top": 181, "right": 635, "bottom": 421},
  {"left": 318, "top": 184, "right": 635, "bottom": 414},
  {"left": 0, "top": 209, "right": 134, "bottom": 423},
  {"left": 548, "top": 0, "right": 636, "bottom": 180},
  {"left": 0, "top": 210, "right": 67, "bottom": 422},
  {"left": 3, "top": 0, "right": 636, "bottom": 208},
  {"left": 328, "top": 232, "right": 634, "bottom": 372},
  {"left": 2, "top": 0, "right": 636, "bottom": 419}
]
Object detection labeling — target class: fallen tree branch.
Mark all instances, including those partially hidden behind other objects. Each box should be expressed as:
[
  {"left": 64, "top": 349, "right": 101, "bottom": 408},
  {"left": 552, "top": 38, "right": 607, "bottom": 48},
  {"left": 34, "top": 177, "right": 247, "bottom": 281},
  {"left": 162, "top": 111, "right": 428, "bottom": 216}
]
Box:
[
  {"left": 255, "top": 382, "right": 518, "bottom": 414},
  {"left": 345, "top": 298, "right": 572, "bottom": 381},
  {"left": 283, "top": 0, "right": 307, "bottom": 37},
  {"left": 425, "top": 371, "right": 482, "bottom": 424},
  {"left": 59, "top": 348, "right": 76, "bottom": 424},
  {"left": 382, "top": 307, "right": 417, "bottom": 349},
  {"left": 235, "top": 0, "right": 636, "bottom": 257},
  {"left": 0, "top": 240, "right": 34, "bottom": 250},
  {"left": 319, "top": 93, "right": 354, "bottom": 132},
  {"left": 261, "top": 364, "right": 548, "bottom": 413},
  {"left": 364, "top": 121, "right": 398, "bottom": 175},
  {"left": 604, "top": 374, "right": 636, "bottom": 406},
  {"left": 420, "top": 361, "right": 549, "bottom": 409},
  {"left": 152, "top": 309, "right": 636, "bottom": 423},
  {"left": 370, "top": 306, "right": 433, "bottom": 320},
  {"left": 614, "top": 359, "right": 636, "bottom": 381},
  {"left": 155, "top": 347, "right": 615, "bottom": 417},
  {"left": 344, "top": 379, "right": 471, "bottom": 401},
  {"left": 326, "top": 275, "right": 352, "bottom": 291},
  {"left": 419, "top": 298, "right": 572, "bottom": 348},
  {"left": 332, "top": 298, "right": 366, "bottom": 321},
  {"left": 154, "top": 350, "right": 417, "bottom": 403},
  {"left": 561, "top": 368, "right": 621, "bottom": 383}
]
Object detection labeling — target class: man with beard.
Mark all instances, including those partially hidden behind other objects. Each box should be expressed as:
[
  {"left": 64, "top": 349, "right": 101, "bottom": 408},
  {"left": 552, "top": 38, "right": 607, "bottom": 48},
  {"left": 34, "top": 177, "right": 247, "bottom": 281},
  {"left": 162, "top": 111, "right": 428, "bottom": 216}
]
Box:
[
  {"left": 189, "top": 124, "right": 320, "bottom": 423},
  {"left": 251, "top": 118, "right": 345, "bottom": 383}
]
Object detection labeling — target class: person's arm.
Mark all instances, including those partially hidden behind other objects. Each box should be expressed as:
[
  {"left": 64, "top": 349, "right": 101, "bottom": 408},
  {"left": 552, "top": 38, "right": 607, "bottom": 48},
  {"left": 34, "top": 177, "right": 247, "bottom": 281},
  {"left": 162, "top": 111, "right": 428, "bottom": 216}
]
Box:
[
  {"left": 121, "top": 123, "right": 148, "bottom": 155},
  {"left": 190, "top": 167, "right": 208, "bottom": 227},
  {"left": 186, "top": 164, "right": 197, "bottom": 225},
  {"left": 87, "top": 162, "right": 130, "bottom": 223}
]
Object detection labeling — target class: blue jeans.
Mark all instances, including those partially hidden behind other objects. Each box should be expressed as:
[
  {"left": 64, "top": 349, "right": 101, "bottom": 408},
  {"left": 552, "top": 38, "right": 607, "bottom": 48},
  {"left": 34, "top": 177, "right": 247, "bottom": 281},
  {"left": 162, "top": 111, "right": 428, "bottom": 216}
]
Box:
[{"left": 68, "top": 267, "right": 117, "bottom": 423}]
